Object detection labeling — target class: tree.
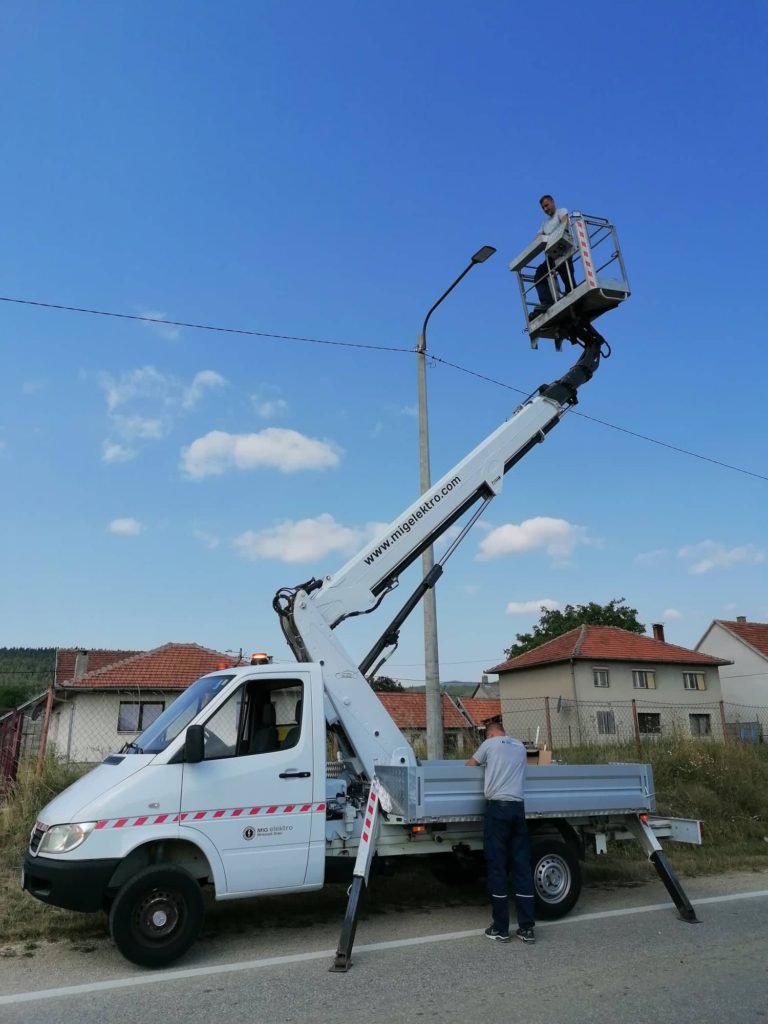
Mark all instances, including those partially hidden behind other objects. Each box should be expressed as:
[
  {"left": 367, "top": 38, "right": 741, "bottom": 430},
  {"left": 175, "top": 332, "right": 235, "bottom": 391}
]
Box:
[
  {"left": 504, "top": 598, "right": 645, "bottom": 659},
  {"left": 370, "top": 675, "right": 405, "bottom": 692}
]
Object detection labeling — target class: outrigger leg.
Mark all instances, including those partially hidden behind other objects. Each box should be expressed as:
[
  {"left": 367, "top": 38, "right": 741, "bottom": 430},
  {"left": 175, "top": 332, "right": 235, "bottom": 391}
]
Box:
[
  {"left": 627, "top": 814, "right": 699, "bottom": 923},
  {"left": 330, "top": 780, "right": 383, "bottom": 972}
]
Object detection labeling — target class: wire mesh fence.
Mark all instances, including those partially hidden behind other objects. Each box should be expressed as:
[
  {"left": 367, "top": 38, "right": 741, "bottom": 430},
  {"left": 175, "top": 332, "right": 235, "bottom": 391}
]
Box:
[
  {"left": 2, "top": 688, "right": 767, "bottom": 788},
  {"left": 500, "top": 695, "right": 768, "bottom": 748}
]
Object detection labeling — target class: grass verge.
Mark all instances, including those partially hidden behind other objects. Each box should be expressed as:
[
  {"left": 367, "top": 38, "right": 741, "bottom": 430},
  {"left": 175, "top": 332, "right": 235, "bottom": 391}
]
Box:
[{"left": 1, "top": 741, "right": 766, "bottom": 947}]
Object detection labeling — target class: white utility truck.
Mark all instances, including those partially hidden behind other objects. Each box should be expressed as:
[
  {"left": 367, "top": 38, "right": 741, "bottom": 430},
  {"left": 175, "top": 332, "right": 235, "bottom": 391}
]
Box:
[{"left": 23, "top": 217, "right": 701, "bottom": 968}]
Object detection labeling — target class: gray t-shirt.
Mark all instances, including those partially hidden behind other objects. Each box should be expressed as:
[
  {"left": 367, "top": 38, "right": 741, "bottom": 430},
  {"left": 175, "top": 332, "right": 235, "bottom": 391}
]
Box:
[
  {"left": 541, "top": 208, "right": 569, "bottom": 236},
  {"left": 471, "top": 735, "right": 527, "bottom": 801}
]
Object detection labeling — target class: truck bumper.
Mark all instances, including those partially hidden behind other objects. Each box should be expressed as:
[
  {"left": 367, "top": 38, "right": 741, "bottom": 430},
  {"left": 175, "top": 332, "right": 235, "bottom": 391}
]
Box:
[{"left": 22, "top": 853, "right": 121, "bottom": 913}]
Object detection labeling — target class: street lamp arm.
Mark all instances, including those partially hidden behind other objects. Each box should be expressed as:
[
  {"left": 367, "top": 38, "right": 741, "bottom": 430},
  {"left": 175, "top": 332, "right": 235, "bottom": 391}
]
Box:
[
  {"left": 417, "top": 262, "right": 475, "bottom": 353},
  {"left": 417, "top": 245, "right": 495, "bottom": 354}
]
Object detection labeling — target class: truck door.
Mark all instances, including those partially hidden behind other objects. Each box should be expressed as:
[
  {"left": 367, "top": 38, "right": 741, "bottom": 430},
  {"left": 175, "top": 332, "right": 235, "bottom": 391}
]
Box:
[{"left": 180, "top": 675, "right": 315, "bottom": 895}]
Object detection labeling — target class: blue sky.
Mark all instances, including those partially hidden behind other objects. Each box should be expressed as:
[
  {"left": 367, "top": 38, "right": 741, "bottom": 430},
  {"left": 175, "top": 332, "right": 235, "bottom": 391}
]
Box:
[{"left": 1, "top": 1, "right": 766, "bottom": 682}]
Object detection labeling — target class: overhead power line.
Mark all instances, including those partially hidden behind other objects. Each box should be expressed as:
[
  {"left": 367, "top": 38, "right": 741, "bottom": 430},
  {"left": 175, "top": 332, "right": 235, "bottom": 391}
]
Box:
[
  {"left": 431, "top": 355, "right": 768, "bottom": 483},
  {"left": 2, "top": 293, "right": 766, "bottom": 483},
  {"left": 0, "top": 295, "right": 412, "bottom": 355}
]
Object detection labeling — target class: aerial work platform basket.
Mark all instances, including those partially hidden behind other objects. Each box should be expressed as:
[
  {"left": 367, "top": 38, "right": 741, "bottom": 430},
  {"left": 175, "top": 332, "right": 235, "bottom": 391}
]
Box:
[{"left": 509, "top": 213, "right": 629, "bottom": 348}]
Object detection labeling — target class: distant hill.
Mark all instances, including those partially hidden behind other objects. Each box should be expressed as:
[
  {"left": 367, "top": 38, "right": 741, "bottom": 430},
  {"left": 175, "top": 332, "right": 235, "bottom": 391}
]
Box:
[
  {"left": 0, "top": 648, "right": 56, "bottom": 708},
  {"left": 402, "top": 680, "right": 479, "bottom": 698}
]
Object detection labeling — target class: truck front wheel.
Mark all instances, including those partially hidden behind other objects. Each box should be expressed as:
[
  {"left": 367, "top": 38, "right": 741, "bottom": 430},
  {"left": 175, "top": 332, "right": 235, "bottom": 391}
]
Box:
[
  {"left": 530, "top": 837, "right": 582, "bottom": 919},
  {"left": 108, "top": 865, "right": 204, "bottom": 967}
]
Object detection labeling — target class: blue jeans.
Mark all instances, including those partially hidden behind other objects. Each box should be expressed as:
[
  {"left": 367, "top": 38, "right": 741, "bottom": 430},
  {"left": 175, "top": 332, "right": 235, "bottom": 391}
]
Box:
[{"left": 484, "top": 799, "right": 535, "bottom": 933}]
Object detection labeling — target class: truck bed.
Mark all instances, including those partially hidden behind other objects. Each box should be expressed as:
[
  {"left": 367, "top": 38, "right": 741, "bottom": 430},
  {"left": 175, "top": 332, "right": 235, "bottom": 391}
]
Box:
[{"left": 375, "top": 761, "right": 656, "bottom": 823}]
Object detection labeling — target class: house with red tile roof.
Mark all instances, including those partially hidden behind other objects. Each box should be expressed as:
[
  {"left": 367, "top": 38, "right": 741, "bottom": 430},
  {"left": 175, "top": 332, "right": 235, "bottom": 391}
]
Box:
[
  {"left": 455, "top": 697, "right": 502, "bottom": 732},
  {"left": 48, "top": 643, "right": 236, "bottom": 763},
  {"left": 375, "top": 692, "right": 473, "bottom": 755},
  {"left": 696, "top": 618, "right": 768, "bottom": 722},
  {"left": 55, "top": 648, "right": 142, "bottom": 685},
  {"left": 486, "top": 624, "right": 730, "bottom": 746}
]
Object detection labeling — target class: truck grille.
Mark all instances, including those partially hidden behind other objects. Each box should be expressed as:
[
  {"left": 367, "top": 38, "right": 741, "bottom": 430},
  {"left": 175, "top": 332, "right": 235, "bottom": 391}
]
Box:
[{"left": 29, "top": 823, "right": 47, "bottom": 855}]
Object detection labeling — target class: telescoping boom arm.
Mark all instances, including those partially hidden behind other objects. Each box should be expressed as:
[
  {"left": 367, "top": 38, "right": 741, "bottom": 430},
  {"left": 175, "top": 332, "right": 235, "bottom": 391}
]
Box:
[
  {"left": 314, "top": 331, "right": 603, "bottom": 628},
  {"left": 272, "top": 333, "right": 605, "bottom": 777}
]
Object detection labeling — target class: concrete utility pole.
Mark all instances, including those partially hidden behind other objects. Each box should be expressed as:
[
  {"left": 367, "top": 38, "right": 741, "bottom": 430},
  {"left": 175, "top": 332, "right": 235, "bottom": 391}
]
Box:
[{"left": 416, "top": 245, "right": 496, "bottom": 759}]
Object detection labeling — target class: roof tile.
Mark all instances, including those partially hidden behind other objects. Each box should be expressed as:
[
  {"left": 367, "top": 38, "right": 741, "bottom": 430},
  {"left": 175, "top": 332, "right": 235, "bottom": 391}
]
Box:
[
  {"left": 376, "top": 692, "right": 467, "bottom": 729},
  {"left": 718, "top": 620, "right": 768, "bottom": 659},
  {"left": 459, "top": 697, "right": 502, "bottom": 726},
  {"left": 488, "top": 625, "right": 729, "bottom": 673},
  {"left": 61, "top": 643, "right": 235, "bottom": 689},
  {"left": 55, "top": 649, "right": 142, "bottom": 684}
]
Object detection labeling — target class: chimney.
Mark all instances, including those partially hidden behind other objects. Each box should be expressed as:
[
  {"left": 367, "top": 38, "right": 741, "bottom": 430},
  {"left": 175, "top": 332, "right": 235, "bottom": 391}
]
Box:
[
  {"left": 74, "top": 650, "right": 89, "bottom": 680},
  {"left": 652, "top": 623, "right": 665, "bottom": 643},
  {"left": 736, "top": 615, "right": 747, "bottom": 624}
]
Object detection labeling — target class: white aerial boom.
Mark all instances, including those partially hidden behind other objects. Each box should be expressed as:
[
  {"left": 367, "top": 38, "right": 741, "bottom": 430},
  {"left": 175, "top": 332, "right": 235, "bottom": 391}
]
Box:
[{"left": 273, "top": 327, "right": 608, "bottom": 777}]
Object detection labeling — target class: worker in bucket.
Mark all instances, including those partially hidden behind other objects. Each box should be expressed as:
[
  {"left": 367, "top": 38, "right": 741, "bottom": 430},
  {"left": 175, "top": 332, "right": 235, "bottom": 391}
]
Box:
[
  {"left": 466, "top": 722, "right": 536, "bottom": 943},
  {"left": 532, "top": 194, "right": 575, "bottom": 314}
]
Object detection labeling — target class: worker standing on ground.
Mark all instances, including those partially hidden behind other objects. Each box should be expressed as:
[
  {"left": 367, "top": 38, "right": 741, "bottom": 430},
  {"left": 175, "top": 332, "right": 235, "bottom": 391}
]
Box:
[
  {"left": 466, "top": 722, "right": 536, "bottom": 943},
  {"left": 533, "top": 193, "right": 574, "bottom": 312}
]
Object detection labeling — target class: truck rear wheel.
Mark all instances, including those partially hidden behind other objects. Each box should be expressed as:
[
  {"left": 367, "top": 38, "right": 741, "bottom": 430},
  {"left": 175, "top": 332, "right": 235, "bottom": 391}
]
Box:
[
  {"left": 530, "top": 837, "right": 581, "bottom": 919},
  {"left": 108, "top": 865, "right": 204, "bottom": 967}
]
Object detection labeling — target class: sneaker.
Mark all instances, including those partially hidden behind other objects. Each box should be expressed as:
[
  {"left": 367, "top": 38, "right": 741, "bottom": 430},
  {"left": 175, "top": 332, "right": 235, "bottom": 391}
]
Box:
[
  {"left": 516, "top": 926, "right": 536, "bottom": 944},
  {"left": 484, "top": 925, "right": 511, "bottom": 943}
]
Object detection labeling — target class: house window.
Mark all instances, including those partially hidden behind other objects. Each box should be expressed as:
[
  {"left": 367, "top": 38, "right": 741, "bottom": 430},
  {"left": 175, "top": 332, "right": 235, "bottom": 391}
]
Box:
[
  {"left": 118, "top": 701, "right": 165, "bottom": 733},
  {"left": 689, "top": 713, "right": 712, "bottom": 737},
  {"left": 683, "top": 672, "right": 706, "bottom": 691},
  {"left": 593, "top": 668, "right": 610, "bottom": 688},
  {"left": 632, "top": 669, "right": 656, "bottom": 690},
  {"left": 638, "top": 712, "right": 661, "bottom": 735},
  {"left": 596, "top": 710, "right": 616, "bottom": 735}
]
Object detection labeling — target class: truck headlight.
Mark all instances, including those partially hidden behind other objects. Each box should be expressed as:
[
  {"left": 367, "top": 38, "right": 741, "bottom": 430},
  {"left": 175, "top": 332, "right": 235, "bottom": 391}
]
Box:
[{"left": 38, "top": 822, "right": 96, "bottom": 855}]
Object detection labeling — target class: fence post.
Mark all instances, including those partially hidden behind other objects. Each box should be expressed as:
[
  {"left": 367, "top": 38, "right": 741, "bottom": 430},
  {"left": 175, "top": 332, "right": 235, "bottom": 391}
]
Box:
[
  {"left": 35, "top": 685, "right": 56, "bottom": 777},
  {"left": 544, "top": 697, "right": 553, "bottom": 750},
  {"left": 631, "top": 699, "right": 641, "bottom": 750},
  {"left": 719, "top": 700, "right": 729, "bottom": 742}
]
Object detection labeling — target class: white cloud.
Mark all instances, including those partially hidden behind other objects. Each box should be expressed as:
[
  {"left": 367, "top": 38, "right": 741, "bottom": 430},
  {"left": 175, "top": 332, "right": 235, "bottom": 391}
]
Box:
[
  {"left": 101, "top": 366, "right": 169, "bottom": 413},
  {"left": 102, "top": 440, "right": 135, "bottom": 463},
  {"left": 464, "top": 584, "right": 480, "bottom": 596},
  {"left": 251, "top": 384, "right": 289, "bottom": 420},
  {"left": 22, "top": 379, "right": 47, "bottom": 395},
  {"left": 182, "top": 370, "right": 226, "bottom": 409},
  {"left": 256, "top": 398, "right": 289, "bottom": 418},
  {"left": 505, "top": 598, "right": 561, "bottom": 615},
  {"left": 477, "top": 517, "right": 590, "bottom": 564},
  {"left": 193, "top": 529, "right": 220, "bottom": 550},
  {"left": 112, "top": 415, "right": 165, "bottom": 440},
  {"left": 99, "top": 365, "right": 228, "bottom": 454},
  {"left": 678, "top": 540, "right": 766, "bottom": 575},
  {"left": 634, "top": 548, "right": 670, "bottom": 565},
  {"left": 108, "top": 517, "right": 144, "bottom": 536},
  {"left": 663, "top": 607, "right": 683, "bottom": 620},
  {"left": 233, "top": 514, "right": 361, "bottom": 563},
  {"left": 435, "top": 524, "right": 464, "bottom": 549},
  {"left": 139, "top": 309, "right": 182, "bottom": 342},
  {"left": 181, "top": 428, "right": 341, "bottom": 479}
]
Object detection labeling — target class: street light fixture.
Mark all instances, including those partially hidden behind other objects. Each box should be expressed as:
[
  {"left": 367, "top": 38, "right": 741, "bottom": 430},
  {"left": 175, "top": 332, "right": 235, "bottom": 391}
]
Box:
[{"left": 416, "top": 245, "right": 496, "bottom": 759}]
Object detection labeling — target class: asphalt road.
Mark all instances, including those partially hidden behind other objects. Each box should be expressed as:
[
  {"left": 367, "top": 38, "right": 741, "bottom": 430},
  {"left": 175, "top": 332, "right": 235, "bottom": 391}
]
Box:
[{"left": 2, "top": 871, "right": 767, "bottom": 1023}]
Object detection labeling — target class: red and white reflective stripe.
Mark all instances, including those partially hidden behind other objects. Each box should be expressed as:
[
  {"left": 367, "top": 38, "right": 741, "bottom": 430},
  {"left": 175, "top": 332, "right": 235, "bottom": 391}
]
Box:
[
  {"left": 573, "top": 218, "right": 597, "bottom": 289},
  {"left": 93, "top": 802, "right": 327, "bottom": 830},
  {"left": 360, "top": 790, "right": 378, "bottom": 847}
]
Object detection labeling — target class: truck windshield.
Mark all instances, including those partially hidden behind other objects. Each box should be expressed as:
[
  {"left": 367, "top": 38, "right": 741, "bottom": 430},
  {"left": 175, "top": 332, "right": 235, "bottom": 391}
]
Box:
[{"left": 127, "top": 673, "right": 235, "bottom": 755}]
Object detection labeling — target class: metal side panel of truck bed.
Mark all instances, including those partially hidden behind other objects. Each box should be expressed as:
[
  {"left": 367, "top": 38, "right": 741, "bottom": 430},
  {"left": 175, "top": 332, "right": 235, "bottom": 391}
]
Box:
[{"left": 375, "top": 761, "right": 655, "bottom": 822}]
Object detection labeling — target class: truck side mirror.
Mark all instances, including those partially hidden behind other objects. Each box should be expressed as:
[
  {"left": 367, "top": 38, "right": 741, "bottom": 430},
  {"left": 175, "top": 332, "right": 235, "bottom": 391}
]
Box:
[{"left": 185, "top": 724, "right": 205, "bottom": 763}]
